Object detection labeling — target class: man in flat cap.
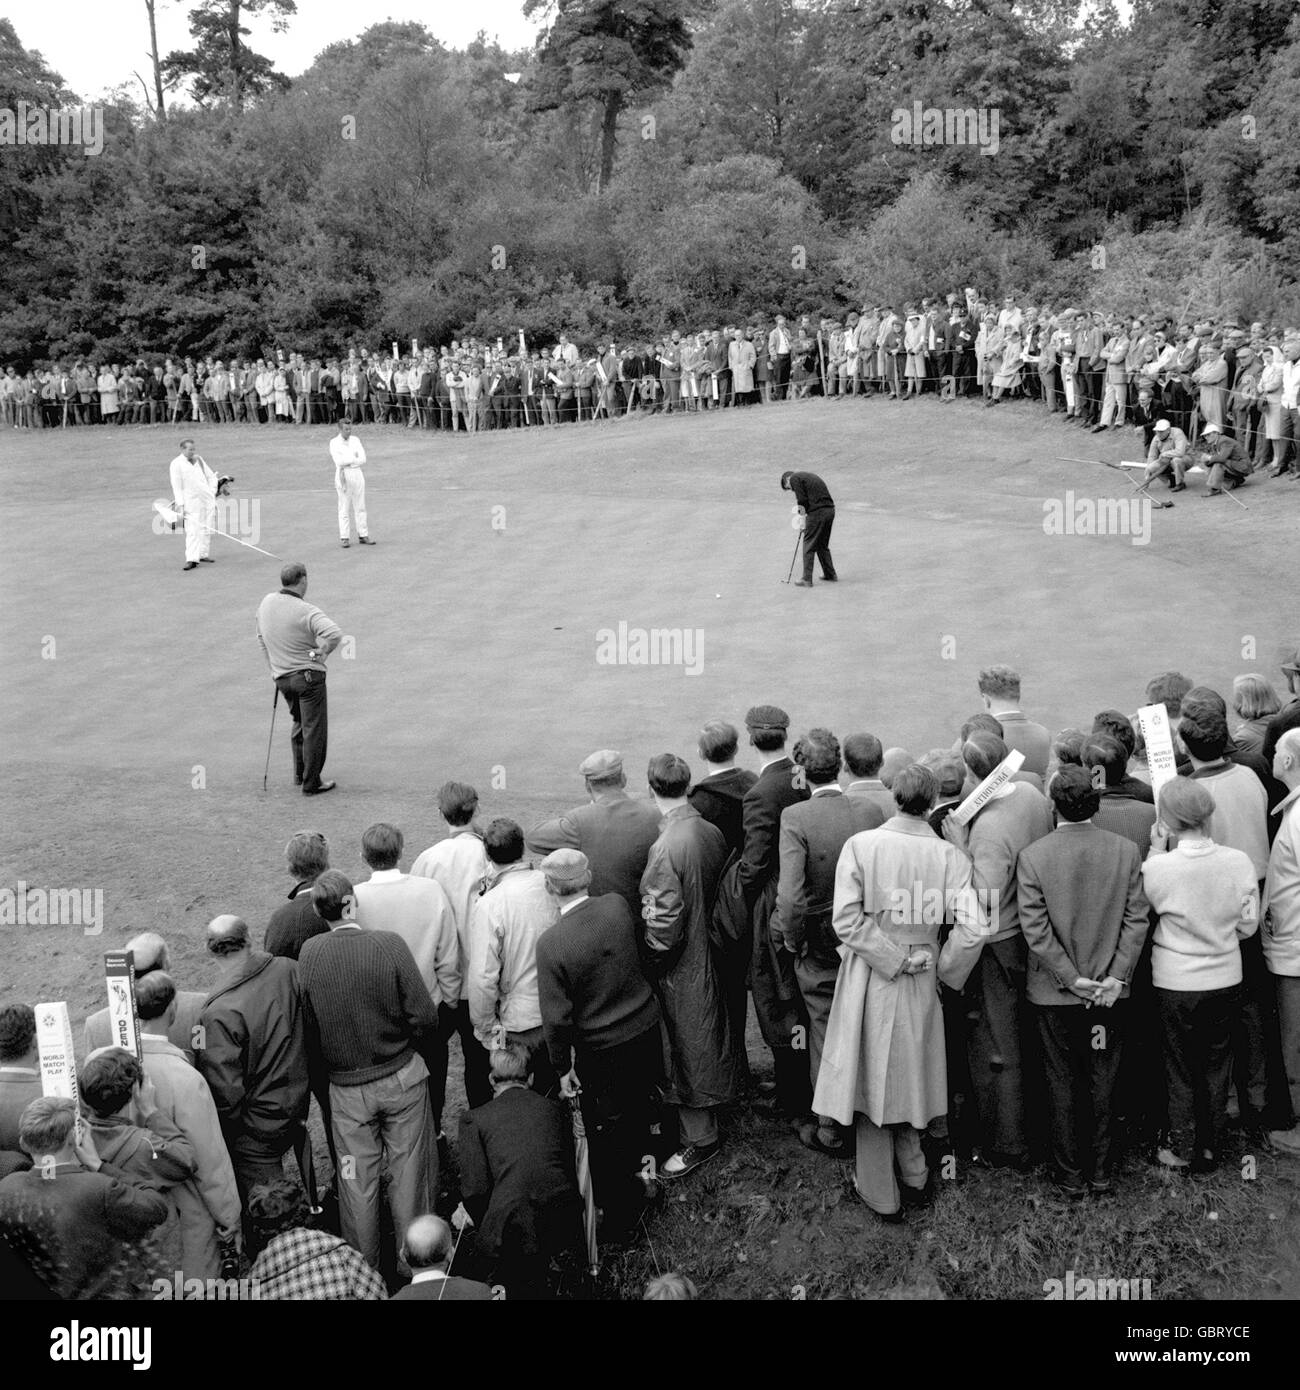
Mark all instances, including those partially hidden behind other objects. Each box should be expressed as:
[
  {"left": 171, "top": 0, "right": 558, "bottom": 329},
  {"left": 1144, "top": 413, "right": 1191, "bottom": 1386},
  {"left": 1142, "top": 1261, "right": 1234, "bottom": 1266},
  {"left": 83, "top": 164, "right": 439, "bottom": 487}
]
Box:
[
  {"left": 536, "top": 849, "right": 663, "bottom": 1238},
  {"left": 715, "top": 706, "right": 811, "bottom": 1120},
  {"left": 526, "top": 751, "right": 663, "bottom": 926},
  {"left": 780, "top": 471, "right": 837, "bottom": 587}
]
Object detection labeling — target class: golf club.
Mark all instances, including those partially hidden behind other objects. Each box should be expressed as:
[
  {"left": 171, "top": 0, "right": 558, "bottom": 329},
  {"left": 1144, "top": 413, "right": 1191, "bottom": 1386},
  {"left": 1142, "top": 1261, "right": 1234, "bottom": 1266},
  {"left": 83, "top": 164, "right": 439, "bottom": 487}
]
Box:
[
  {"left": 782, "top": 528, "right": 802, "bottom": 584},
  {"left": 262, "top": 687, "right": 278, "bottom": 791},
  {"left": 1057, "top": 456, "right": 1173, "bottom": 509},
  {"left": 153, "top": 500, "right": 282, "bottom": 558}
]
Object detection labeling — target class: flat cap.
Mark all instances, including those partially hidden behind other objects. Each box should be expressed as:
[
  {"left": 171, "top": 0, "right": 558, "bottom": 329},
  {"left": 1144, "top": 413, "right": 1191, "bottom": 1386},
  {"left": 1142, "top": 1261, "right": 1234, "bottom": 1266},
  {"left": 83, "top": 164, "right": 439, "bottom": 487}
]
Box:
[
  {"left": 745, "top": 705, "right": 790, "bottom": 732},
  {"left": 540, "top": 848, "right": 590, "bottom": 887},
  {"left": 579, "top": 749, "right": 623, "bottom": 779}
]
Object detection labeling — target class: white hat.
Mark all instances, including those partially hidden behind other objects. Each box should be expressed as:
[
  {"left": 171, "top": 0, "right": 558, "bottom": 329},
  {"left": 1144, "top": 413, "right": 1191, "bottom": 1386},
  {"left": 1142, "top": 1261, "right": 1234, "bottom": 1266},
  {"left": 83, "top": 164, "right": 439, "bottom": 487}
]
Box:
[
  {"left": 1204, "top": 422, "right": 1222, "bottom": 434},
  {"left": 1154, "top": 419, "right": 1171, "bottom": 433}
]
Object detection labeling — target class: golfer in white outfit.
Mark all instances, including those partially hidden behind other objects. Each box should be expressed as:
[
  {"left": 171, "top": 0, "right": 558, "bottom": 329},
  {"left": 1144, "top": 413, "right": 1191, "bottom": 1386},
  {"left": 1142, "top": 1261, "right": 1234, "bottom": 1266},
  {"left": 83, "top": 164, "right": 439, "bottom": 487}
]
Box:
[
  {"left": 330, "top": 421, "right": 374, "bottom": 548},
  {"left": 168, "top": 438, "right": 217, "bottom": 570}
]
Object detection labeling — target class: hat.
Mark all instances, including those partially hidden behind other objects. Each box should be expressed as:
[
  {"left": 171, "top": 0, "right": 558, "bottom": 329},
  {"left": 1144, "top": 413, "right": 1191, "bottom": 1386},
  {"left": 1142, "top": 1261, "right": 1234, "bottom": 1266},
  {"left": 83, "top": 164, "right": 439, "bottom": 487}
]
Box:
[
  {"left": 579, "top": 749, "right": 623, "bottom": 779},
  {"left": 1278, "top": 640, "right": 1300, "bottom": 675},
  {"left": 1153, "top": 418, "right": 1171, "bottom": 433},
  {"left": 539, "top": 848, "right": 590, "bottom": 888},
  {"left": 1203, "top": 422, "right": 1221, "bottom": 434},
  {"left": 745, "top": 705, "right": 790, "bottom": 733}
]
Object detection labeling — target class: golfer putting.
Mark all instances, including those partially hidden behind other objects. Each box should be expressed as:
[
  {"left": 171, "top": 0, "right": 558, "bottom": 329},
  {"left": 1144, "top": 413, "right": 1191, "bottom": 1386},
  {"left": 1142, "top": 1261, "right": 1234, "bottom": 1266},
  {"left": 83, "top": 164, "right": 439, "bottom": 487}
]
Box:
[{"left": 780, "top": 469, "right": 837, "bottom": 586}]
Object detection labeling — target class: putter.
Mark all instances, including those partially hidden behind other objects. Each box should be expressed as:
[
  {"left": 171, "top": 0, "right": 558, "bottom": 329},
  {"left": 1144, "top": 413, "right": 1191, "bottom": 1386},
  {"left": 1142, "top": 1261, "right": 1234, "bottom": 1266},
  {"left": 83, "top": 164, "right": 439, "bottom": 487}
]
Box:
[
  {"left": 1057, "top": 456, "right": 1173, "bottom": 509},
  {"left": 153, "top": 500, "right": 282, "bottom": 557},
  {"left": 262, "top": 687, "right": 278, "bottom": 791},
  {"left": 782, "top": 529, "right": 803, "bottom": 584}
]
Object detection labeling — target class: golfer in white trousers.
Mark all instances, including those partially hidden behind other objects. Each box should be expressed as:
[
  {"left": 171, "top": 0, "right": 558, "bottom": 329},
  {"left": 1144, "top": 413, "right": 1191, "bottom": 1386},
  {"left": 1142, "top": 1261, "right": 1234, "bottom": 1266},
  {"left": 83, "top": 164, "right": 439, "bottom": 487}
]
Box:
[
  {"left": 330, "top": 420, "right": 375, "bottom": 548},
  {"left": 168, "top": 438, "right": 217, "bottom": 571}
]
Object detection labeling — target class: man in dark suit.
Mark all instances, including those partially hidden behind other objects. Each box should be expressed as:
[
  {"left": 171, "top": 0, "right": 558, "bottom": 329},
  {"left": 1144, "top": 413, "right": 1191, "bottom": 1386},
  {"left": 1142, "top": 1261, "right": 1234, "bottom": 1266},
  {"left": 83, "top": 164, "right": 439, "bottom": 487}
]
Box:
[
  {"left": 772, "top": 730, "right": 884, "bottom": 1155},
  {"left": 0, "top": 1096, "right": 169, "bottom": 1299},
  {"left": 456, "top": 1044, "right": 581, "bottom": 1298},
  {"left": 526, "top": 750, "right": 663, "bottom": 925},
  {"left": 536, "top": 850, "right": 662, "bottom": 1239},
  {"left": 688, "top": 719, "right": 757, "bottom": 859},
  {"left": 780, "top": 470, "right": 837, "bottom": 587},
  {"left": 391, "top": 1214, "right": 494, "bottom": 1300},
  {"left": 1016, "top": 766, "right": 1149, "bottom": 1196},
  {"left": 735, "top": 705, "right": 810, "bottom": 1118}
]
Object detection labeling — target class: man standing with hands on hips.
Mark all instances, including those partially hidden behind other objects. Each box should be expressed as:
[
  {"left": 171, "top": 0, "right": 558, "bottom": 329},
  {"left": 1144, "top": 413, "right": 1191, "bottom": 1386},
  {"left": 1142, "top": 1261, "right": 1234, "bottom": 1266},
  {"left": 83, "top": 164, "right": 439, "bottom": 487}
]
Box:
[
  {"left": 330, "top": 419, "right": 375, "bottom": 548},
  {"left": 781, "top": 470, "right": 838, "bottom": 587},
  {"left": 257, "top": 562, "right": 343, "bottom": 796}
]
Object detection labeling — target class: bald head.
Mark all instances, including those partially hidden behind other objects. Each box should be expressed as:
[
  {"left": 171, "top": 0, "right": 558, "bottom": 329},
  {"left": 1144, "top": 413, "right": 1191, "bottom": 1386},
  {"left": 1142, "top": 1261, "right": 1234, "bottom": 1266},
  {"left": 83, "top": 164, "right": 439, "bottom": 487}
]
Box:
[
  {"left": 206, "top": 915, "right": 250, "bottom": 957},
  {"left": 878, "top": 748, "right": 913, "bottom": 790},
  {"left": 125, "top": 932, "right": 169, "bottom": 974},
  {"left": 402, "top": 1214, "right": 453, "bottom": 1270}
]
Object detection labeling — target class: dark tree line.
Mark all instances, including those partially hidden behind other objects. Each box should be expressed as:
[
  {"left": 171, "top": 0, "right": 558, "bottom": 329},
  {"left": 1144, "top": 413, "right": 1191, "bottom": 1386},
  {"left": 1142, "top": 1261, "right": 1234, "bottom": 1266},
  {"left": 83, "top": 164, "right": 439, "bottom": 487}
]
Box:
[{"left": 1, "top": 0, "right": 1297, "bottom": 365}]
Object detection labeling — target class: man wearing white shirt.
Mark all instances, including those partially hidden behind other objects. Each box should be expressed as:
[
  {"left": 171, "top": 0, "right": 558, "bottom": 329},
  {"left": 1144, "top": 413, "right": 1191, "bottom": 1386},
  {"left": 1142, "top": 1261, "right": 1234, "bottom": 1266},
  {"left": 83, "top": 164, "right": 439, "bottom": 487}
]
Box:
[
  {"left": 353, "top": 823, "right": 460, "bottom": 1010},
  {"left": 411, "top": 782, "right": 494, "bottom": 1116},
  {"left": 329, "top": 419, "right": 374, "bottom": 548},
  {"left": 466, "top": 818, "right": 560, "bottom": 1094},
  {"left": 168, "top": 438, "right": 218, "bottom": 571},
  {"left": 352, "top": 824, "right": 462, "bottom": 1136}
]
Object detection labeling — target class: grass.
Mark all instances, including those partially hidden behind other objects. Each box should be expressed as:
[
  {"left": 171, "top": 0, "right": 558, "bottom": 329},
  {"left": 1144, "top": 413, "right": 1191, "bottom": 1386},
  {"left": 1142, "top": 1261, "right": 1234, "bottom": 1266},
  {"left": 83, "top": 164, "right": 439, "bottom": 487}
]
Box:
[{"left": 1, "top": 394, "right": 1297, "bottom": 1300}]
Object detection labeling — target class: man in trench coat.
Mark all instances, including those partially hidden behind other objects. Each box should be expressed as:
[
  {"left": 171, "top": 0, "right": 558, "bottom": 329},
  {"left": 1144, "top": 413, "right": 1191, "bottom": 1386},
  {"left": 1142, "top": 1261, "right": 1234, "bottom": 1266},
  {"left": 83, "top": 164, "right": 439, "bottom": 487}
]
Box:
[
  {"left": 813, "top": 764, "right": 990, "bottom": 1219},
  {"left": 641, "top": 754, "right": 736, "bottom": 1179}
]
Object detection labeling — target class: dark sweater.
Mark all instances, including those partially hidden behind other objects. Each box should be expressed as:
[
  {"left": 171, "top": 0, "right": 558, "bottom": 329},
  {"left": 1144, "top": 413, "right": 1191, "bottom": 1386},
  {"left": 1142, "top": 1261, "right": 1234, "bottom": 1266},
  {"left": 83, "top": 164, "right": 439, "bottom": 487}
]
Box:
[
  {"left": 536, "top": 894, "right": 659, "bottom": 1074},
  {"left": 298, "top": 926, "right": 439, "bottom": 1086},
  {"left": 786, "top": 471, "right": 834, "bottom": 512},
  {"left": 265, "top": 882, "right": 329, "bottom": 961}
]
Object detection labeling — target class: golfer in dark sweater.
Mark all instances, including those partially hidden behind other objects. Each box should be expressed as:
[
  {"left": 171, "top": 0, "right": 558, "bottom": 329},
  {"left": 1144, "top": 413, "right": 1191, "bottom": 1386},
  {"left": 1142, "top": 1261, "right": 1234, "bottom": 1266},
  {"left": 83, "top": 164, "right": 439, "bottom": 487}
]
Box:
[
  {"left": 298, "top": 869, "right": 439, "bottom": 1273},
  {"left": 535, "top": 849, "right": 662, "bottom": 1237},
  {"left": 780, "top": 470, "right": 837, "bottom": 586}
]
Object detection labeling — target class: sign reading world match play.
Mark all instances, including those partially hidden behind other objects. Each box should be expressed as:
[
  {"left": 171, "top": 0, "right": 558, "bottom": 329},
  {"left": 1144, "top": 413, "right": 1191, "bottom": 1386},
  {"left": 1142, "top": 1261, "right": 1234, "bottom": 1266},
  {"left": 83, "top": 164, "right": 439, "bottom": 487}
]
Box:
[
  {"left": 1137, "top": 703, "right": 1179, "bottom": 799},
  {"left": 949, "top": 748, "right": 1025, "bottom": 827},
  {"left": 34, "top": 1000, "right": 83, "bottom": 1142}
]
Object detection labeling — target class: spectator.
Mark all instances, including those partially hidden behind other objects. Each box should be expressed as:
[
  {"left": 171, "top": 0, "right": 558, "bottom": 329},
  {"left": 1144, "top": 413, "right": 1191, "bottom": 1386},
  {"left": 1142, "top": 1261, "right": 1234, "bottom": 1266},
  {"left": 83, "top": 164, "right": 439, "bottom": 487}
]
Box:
[
  {"left": 247, "top": 1176, "right": 386, "bottom": 1300},
  {"left": 411, "top": 783, "right": 494, "bottom": 1116},
  {"left": 1142, "top": 778, "right": 1259, "bottom": 1171},
  {"left": 0, "top": 1005, "right": 41, "bottom": 1165},
  {"left": 136, "top": 971, "right": 242, "bottom": 1280},
  {"left": 977, "top": 665, "right": 1051, "bottom": 776},
  {"left": 196, "top": 915, "right": 311, "bottom": 1207},
  {"left": 84, "top": 932, "right": 207, "bottom": 1062},
  {"left": 456, "top": 1043, "right": 581, "bottom": 1298},
  {"left": 299, "top": 869, "right": 439, "bottom": 1273},
  {"left": 391, "top": 1213, "right": 493, "bottom": 1300},
  {"left": 466, "top": 817, "right": 559, "bottom": 1094},
  {"left": 264, "top": 829, "right": 332, "bottom": 961},
  {"left": 0, "top": 1096, "right": 169, "bottom": 1300},
  {"left": 1016, "top": 767, "right": 1149, "bottom": 1196}
]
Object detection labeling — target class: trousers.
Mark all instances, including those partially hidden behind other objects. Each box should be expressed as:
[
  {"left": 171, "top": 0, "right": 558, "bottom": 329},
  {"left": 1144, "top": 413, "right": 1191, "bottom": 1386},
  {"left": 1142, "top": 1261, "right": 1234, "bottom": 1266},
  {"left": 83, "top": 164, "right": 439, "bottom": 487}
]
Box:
[
  {"left": 801, "top": 506, "right": 837, "bottom": 582},
  {"left": 336, "top": 467, "right": 368, "bottom": 539},
  {"left": 274, "top": 668, "right": 328, "bottom": 793},
  {"left": 330, "top": 1053, "right": 435, "bottom": 1272}
]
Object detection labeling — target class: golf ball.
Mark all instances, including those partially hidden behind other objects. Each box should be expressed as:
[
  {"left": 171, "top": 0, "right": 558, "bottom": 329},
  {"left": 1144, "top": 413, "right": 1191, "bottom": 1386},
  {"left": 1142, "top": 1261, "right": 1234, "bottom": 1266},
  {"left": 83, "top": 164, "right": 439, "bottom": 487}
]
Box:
[{"left": 715, "top": 593, "right": 721, "bottom": 598}]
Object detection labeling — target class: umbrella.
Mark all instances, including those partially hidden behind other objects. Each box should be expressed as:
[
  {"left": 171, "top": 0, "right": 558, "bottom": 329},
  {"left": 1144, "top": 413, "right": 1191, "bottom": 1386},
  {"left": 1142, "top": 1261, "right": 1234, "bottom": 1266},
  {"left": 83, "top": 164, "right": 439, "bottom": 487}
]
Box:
[{"left": 570, "top": 1090, "right": 599, "bottom": 1276}]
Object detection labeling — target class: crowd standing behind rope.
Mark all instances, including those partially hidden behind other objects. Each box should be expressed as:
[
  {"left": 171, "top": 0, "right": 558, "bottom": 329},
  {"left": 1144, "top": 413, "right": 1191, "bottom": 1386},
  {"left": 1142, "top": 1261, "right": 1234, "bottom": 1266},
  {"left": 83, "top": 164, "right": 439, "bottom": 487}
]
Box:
[{"left": 5, "top": 289, "right": 1299, "bottom": 485}]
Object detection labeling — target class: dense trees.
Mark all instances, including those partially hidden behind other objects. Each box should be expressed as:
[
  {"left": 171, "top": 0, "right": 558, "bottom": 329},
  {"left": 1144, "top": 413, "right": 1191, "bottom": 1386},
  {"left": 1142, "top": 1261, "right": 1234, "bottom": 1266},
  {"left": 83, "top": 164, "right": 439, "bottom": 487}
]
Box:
[{"left": 2, "top": 1, "right": 1297, "bottom": 364}]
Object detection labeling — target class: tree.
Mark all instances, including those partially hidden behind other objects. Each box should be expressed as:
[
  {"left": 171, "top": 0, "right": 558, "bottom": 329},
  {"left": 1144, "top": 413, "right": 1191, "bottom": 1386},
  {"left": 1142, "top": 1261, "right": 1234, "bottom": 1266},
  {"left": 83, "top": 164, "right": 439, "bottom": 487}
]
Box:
[
  {"left": 523, "top": 0, "right": 692, "bottom": 192},
  {"left": 162, "top": 0, "right": 297, "bottom": 111}
]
